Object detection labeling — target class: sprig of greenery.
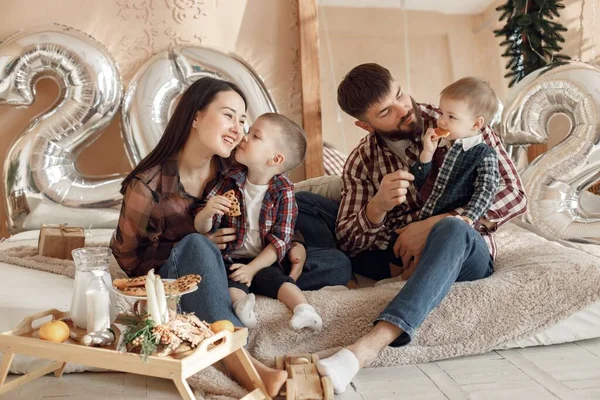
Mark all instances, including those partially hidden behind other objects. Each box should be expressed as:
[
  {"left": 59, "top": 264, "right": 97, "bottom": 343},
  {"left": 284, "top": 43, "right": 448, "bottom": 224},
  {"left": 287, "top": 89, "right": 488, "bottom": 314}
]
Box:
[{"left": 119, "top": 318, "right": 158, "bottom": 362}]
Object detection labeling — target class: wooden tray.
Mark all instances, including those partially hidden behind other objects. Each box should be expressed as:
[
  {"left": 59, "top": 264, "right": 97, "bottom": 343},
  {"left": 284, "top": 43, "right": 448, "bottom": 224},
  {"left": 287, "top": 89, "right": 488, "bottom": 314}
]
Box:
[{"left": 0, "top": 309, "right": 269, "bottom": 400}]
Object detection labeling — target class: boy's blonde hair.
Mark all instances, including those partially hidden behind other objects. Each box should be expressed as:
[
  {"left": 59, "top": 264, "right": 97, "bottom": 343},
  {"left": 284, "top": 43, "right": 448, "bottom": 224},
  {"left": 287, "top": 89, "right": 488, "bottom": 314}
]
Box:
[
  {"left": 259, "top": 113, "right": 307, "bottom": 172},
  {"left": 440, "top": 77, "right": 498, "bottom": 125}
]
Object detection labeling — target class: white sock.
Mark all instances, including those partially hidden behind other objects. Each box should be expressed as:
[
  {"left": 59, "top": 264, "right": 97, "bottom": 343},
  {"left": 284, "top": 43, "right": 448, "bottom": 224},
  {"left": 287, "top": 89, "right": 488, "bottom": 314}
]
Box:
[
  {"left": 316, "top": 348, "right": 360, "bottom": 393},
  {"left": 233, "top": 293, "right": 257, "bottom": 328},
  {"left": 289, "top": 303, "right": 323, "bottom": 331}
]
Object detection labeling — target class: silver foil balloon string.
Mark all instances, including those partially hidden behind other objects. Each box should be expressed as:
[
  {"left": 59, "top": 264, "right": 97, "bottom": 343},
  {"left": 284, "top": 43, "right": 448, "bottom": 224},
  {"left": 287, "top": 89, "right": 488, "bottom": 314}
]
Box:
[
  {"left": 0, "top": 24, "right": 124, "bottom": 233},
  {"left": 498, "top": 61, "right": 600, "bottom": 243},
  {"left": 121, "top": 46, "right": 277, "bottom": 165}
]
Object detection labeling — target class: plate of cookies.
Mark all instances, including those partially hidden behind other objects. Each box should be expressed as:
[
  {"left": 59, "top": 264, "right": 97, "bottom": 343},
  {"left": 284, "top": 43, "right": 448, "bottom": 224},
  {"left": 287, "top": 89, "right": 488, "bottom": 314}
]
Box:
[{"left": 112, "top": 274, "right": 201, "bottom": 299}]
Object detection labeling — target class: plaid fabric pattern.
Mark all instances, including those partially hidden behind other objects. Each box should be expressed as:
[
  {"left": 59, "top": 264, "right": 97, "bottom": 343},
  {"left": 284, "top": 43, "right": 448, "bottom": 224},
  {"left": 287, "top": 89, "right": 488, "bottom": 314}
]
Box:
[
  {"left": 323, "top": 144, "right": 347, "bottom": 176},
  {"left": 206, "top": 167, "right": 297, "bottom": 264},
  {"left": 415, "top": 142, "right": 500, "bottom": 223},
  {"left": 336, "top": 103, "right": 527, "bottom": 259},
  {"left": 110, "top": 158, "right": 222, "bottom": 277}
]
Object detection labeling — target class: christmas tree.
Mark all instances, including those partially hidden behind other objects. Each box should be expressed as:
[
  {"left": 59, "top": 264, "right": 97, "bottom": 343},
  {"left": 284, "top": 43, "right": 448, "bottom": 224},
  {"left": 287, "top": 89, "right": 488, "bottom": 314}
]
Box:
[{"left": 494, "top": 0, "right": 571, "bottom": 87}]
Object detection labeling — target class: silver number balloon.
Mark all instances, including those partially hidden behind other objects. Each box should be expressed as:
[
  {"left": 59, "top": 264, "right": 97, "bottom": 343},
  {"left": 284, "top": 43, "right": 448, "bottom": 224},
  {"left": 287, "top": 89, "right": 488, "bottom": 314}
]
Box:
[
  {"left": 498, "top": 61, "right": 600, "bottom": 243},
  {"left": 122, "top": 46, "right": 277, "bottom": 165},
  {"left": 0, "top": 24, "right": 124, "bottom": 233}
]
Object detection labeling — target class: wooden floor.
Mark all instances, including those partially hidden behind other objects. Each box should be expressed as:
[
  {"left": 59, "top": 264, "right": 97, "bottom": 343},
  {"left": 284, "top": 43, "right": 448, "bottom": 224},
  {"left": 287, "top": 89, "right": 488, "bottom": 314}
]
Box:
[{"left": 3, "top": 337, "right": 600, "bottom": 399}]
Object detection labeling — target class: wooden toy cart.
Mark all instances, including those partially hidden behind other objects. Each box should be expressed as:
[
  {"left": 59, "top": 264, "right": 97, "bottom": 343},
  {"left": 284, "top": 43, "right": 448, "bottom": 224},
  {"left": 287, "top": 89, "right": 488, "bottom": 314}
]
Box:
[
  {"left": 0, "top": 309, "right": 269, "bottom": 400},
  {"left": 274, "top": 353, "right": 333, "bottom": 400}
]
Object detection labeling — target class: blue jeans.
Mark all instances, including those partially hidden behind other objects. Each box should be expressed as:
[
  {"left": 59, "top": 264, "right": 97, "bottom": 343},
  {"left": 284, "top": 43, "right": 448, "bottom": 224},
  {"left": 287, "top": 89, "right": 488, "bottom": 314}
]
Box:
[
  {"left": 296, "top": 191, "right": 339, "bottom": 248},
  {"left": 375, "top": 218, "right": 494, "bottom": 346},
  {"left": 158, "top": 233, "right": 352, "bottom": 326},
  {"left": 297, "top": 192, "right": 494, "bottom": 347}
]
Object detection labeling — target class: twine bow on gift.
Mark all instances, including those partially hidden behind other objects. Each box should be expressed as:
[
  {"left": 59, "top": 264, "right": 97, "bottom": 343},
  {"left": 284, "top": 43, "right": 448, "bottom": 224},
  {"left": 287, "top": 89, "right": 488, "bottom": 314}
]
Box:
[{"left": 43, "top": 224, "right": 83, "bottom": 234}]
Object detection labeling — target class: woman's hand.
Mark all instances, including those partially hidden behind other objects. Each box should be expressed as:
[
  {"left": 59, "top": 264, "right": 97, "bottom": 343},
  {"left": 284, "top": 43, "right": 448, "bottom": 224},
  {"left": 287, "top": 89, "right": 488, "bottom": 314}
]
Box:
[
  {"left": 205, "top": 227, "right": 237, "bottom": 250},
  {"left": 288, "top": 242, "right": 307, "bottom": 281}
]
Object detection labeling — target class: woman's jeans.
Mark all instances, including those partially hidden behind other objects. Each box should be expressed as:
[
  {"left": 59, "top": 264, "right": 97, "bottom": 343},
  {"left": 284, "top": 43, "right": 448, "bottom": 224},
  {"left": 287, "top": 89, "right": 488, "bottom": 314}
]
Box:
[
  {"left": 296, "top": 191, "right": 493, "bottom": 346},
  {"left": 158, "top": 233, "right": 352, "bottom": 326}
]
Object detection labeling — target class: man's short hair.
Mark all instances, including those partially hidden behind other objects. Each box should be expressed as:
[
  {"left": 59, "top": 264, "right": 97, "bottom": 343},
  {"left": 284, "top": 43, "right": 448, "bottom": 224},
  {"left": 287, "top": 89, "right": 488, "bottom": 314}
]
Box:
[
  {"left": 259, "top": 113, "right": 307, "bottom": 172},
  {"left": 337, "top": 63, "right": 394, "bottom": 119},
  {"left": 440, "top": 77, "right": 498, "bottom": 124}
]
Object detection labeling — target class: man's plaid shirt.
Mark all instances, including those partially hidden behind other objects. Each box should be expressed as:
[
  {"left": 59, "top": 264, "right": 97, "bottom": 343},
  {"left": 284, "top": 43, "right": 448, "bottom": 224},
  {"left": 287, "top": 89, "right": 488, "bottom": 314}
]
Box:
[
  {"left": 336, "top": 103, "right": 527, "bottom": 259},
  {"left": 206, "top": 167, "right": 297, "bottom": 264},
  {"left": 411, "top": 137, "right": 500, "bottom": 223}
]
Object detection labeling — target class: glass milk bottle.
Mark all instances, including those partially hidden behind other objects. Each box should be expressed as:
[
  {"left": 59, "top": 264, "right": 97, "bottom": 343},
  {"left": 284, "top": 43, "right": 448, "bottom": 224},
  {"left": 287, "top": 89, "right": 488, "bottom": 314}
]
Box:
[{"left": 70, "top": 247, "right": 116, "bottom": 329}]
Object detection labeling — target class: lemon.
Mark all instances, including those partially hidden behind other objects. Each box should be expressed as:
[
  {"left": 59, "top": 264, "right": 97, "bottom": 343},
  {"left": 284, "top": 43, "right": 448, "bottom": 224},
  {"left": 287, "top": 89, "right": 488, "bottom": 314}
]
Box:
[
  {"left": 39, "top": 320, "right": 70, "bottom": 343},
  {"left": 210, "top": 320, "right": 235, "bottom": 333}
]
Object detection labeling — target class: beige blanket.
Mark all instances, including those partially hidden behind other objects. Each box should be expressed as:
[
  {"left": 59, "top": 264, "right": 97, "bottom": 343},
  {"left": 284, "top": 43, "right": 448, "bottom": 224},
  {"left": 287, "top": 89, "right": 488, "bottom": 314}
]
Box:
[{"left": 2, "top": 223, "right": 600, "bottom": 399}]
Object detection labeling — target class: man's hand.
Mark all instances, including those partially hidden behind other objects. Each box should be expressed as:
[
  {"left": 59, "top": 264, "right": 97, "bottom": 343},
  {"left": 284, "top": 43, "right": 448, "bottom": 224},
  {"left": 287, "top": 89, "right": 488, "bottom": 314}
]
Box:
[
  {"left": 228, "top": 263, "right": 258, "bottom": 286},
  {"left": 205, "top": 227, "right": 237, "bottom": 250},
  {"left": 392, "top": 214, "right": 448, "bottom": 276},
  {"left": 367, "top": 170, "right": 414, "bottom": 225},
  {"left": 288, "top": 242, "right": 307, "bottom": 281}
]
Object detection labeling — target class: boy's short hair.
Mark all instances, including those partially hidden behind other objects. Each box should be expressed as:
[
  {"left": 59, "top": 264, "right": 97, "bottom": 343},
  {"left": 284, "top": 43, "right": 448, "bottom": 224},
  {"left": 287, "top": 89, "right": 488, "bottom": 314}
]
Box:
[
  {"left": 259, "top": 113, "right": 307, "bottom": 172},
  {"left": 337, "top": 63, "right": 394, "bottom": 119},
  {"left": 440, "top": 77, "right": 498, "bottom": 124}
]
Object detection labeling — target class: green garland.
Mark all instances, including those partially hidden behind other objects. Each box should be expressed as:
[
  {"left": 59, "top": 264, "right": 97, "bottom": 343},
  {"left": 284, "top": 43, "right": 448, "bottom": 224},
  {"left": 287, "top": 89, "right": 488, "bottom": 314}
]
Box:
[{"left": 494, "top": 0, "right": 571, "bottom": 87}]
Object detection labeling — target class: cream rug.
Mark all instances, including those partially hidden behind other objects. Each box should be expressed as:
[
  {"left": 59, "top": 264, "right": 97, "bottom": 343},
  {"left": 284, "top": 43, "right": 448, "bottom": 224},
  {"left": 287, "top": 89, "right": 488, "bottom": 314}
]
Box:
[{"left": 2, "top": 223, "right": 600, "bottom": 400}]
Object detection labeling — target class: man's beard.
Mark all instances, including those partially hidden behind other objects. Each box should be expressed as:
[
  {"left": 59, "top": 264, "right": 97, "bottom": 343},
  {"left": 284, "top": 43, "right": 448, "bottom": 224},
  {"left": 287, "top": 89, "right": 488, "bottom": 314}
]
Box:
[{"left": 375, "top": 98, "right": 424, "bottom": 141}]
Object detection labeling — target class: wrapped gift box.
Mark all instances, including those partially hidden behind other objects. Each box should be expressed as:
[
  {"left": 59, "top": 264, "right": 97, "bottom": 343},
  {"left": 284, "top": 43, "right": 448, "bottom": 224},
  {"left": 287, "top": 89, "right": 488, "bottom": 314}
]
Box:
[{"left": 38, "top": 224, "right": 85, "bottom": 260}]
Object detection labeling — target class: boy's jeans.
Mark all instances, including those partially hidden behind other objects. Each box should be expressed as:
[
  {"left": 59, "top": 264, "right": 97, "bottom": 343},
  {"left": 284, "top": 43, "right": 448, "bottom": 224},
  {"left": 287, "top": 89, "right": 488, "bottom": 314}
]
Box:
[{"left": 158, "top": 232, "right": 352, "bottom": 326}]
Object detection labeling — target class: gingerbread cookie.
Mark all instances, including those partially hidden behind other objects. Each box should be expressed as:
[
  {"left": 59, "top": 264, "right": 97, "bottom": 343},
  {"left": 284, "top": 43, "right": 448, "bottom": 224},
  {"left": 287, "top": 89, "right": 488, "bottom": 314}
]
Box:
[
  {"left": 434, "top": 127, "right": 450, "bottom": 138},
  {"left": 223, "top": 190, "right": 241, "bottom": 217}
]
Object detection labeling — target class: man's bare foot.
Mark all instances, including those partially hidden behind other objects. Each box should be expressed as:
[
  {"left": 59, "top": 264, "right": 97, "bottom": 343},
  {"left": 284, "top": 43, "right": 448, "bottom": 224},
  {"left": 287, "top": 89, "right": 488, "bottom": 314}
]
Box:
[{"left": 253, "top": 362, "right": 288, "bottom": 397}]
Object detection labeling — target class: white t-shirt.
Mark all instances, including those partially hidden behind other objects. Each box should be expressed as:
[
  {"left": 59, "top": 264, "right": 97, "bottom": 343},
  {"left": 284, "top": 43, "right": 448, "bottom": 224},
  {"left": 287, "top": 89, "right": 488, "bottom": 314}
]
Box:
[
  {"left": 229, "top": 180, "right": 270, "bottom": 258},
  {"left": 382, "top": 137, "right": 412, "bottom": 160}
]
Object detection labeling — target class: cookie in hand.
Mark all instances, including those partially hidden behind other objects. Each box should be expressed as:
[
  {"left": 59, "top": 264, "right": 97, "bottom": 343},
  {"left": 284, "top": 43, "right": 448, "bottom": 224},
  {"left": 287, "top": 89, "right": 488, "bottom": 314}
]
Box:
[{"left": 223, "top": 190, "right": 242, "bottom": 217}]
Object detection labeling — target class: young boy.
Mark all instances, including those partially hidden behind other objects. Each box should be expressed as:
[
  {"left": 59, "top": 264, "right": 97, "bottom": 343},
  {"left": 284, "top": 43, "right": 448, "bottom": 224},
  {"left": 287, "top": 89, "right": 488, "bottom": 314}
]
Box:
[
  {"left": 194, "top": 113, "right": 323, "bottom": 331},
  {"left": 389, "top": 77, "right": 500, "bottom": 278}
]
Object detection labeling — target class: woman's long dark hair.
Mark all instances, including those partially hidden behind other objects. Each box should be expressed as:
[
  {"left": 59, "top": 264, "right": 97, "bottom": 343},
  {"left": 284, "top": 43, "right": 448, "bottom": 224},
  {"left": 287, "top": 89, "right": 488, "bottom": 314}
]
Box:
[{"left": 120, "top": 77, "right": 248, "bottom": 193}]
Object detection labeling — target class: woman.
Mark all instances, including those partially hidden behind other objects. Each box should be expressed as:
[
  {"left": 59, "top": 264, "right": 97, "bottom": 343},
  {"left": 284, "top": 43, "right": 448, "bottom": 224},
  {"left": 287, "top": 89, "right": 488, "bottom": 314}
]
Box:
[{"left": 110, "top": 77, "right": 350, "bottom": 395}]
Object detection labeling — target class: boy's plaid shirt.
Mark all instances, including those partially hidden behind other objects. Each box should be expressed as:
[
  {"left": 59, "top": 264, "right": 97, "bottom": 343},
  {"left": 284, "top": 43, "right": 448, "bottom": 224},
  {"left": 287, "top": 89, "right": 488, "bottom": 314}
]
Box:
[
  {"left": 206, "top": 167, "right": 297, "bottom": 264},
  {"left": 336, "top": 103, "right": 527, "bottom": 259},
  {"left": 413, "top": 140, "right": 500, "bottom": 223}
]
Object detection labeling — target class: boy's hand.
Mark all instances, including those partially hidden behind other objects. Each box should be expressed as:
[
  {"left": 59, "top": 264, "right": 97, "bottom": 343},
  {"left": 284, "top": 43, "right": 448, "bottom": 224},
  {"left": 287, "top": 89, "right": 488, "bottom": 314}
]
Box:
[
  {"left": 420, "top": 128, "right": 440, "bottom": 162},
  {"left": 199, "top": 195, "right": 231, "bottom": 218},
  {"left": 229, "top": 263, "right": 257, "bottom": 286},
  {"left": 288, "top": 242, "right": 306, "bottom": 281}
]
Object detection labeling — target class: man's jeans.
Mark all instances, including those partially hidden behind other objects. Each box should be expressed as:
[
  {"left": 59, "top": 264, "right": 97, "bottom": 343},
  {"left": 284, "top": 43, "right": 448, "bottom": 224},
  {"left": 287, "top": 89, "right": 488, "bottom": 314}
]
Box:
[
  {"left": 158, "top": 232, "right": 352, "bottom": 326},
  {"left": 296, "top": 191, "right": 494, "bottom": 346}
]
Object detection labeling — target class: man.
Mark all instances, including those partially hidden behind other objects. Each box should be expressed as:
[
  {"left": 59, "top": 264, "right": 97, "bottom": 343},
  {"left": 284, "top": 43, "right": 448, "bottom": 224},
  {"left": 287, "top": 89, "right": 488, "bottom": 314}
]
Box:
[{"left": 300, "top": 63, "right": 527, "bottom": 393}]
